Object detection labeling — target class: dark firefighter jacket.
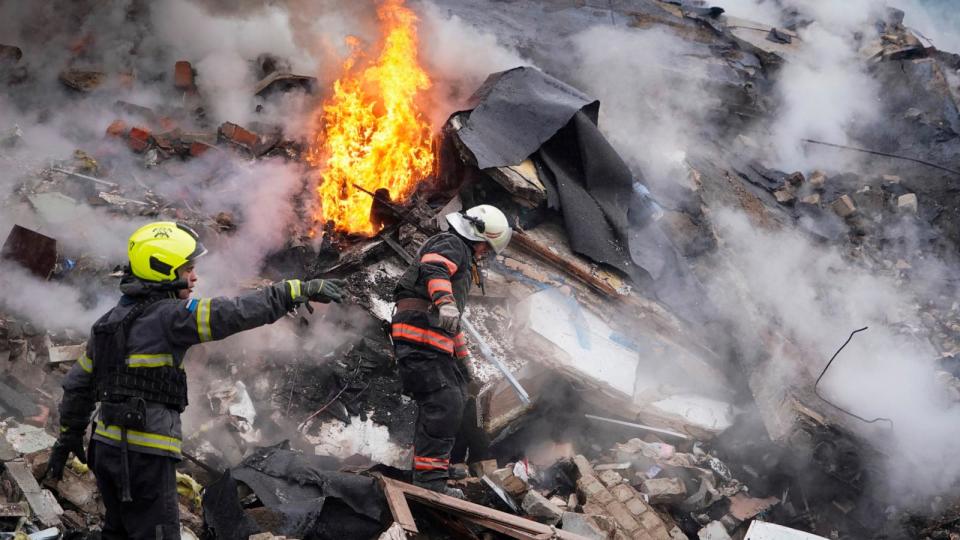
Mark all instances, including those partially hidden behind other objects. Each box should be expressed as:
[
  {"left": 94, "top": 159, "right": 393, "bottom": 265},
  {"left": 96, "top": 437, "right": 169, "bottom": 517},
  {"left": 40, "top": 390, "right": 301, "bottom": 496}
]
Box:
[
  {"left": 59, "top": 278, "right": 303, "bottom": 459},
  {"left": 392, "top": 232, "right": 474, "bottom": 359}
]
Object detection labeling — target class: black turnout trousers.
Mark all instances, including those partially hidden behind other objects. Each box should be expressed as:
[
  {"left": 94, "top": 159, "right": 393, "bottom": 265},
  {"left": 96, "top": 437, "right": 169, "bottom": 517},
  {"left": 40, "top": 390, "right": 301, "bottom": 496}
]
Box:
[
  {"left": 396, "top": 343, "right": 467, "bottom": 484},
  {"left": 91, "top": 440, "right": 180, "bottom": 540}
]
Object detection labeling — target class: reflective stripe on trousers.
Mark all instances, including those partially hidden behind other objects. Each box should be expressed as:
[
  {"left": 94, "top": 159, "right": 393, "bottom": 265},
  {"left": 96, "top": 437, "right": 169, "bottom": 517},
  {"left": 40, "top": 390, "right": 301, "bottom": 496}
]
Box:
[
  {"left": 391, "top": 323, "right": 455, "bottom": 355},
  {"left": 94, "top": 421, "right": 182, "bottom": 455}
]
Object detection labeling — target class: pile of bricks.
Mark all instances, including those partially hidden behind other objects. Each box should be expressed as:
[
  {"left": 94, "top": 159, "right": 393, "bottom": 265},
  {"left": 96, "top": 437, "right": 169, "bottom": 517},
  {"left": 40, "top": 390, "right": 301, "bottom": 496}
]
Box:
[{"left": 573, "top": 455, "right": 685, "bottom": 540}]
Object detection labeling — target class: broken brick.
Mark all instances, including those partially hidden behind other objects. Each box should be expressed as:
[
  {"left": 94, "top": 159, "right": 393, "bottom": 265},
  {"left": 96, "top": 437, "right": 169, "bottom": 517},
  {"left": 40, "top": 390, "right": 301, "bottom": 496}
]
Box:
[
  {"left": 572, "top": 454, "right": 595, "bottom": 478},
  {"left": 188, "top": 141, "right": 214, "bottom": 158},
  {"left": 897, "top": 193, "right": 918, "bottom": 213},
  {"left": 578, "top": 475, "right": 614, "bottom": 505},
  {"left": 638, "top": 510, "right": 668, "bottom": 534},
  {"left": 800, "top": 193, "right": 821, "bottom": 205},
  {"left": 641, "top": 477, "right": 687, "bottom": 505},
  {"left": 610, "top": 483, "right": 635, "bottom": 503},
  {"left": 489, "top": 467, "right": 528, "bottom": 496},
  {"left": 219, "top": 122, "right": 259, "bottom": 149},
  {"left": 582, "top": 502, "right": 608, "bottom": 517},
  {"left": 605, "top": 500, "right": 641, "bottom": 532},
  {"left": 830, "top": 194, "right": 857, "bottom": 218},
  {"left": 470, "top": 459, "right": 498, "bottom": 478},
  {"left": 174, "top": 61, "right": 194, "bottom": 90},
  {"left": 774, "top": 188, "right": 795, "bottom": 204},
  {"left": 106, "top": 119, "right": 127, "bottom": 137},
  {"left": 625, "top": 497, "right": 649, "bottom": 516},
  {"left": 598, "top": 469, "right": 624, "bottom": 488},
  {"left": 128, "top": 126, "right": 153, "bottom": 153},
  {"left": 809, "top": 170, "right": 827, "bottom": 188}
]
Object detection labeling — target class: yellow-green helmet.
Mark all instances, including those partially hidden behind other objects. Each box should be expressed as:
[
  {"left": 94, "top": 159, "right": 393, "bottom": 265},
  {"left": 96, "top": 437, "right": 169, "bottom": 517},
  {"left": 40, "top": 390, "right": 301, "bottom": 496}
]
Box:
[{"left": 128, "top": 222, "right": 207, "bottom": 282}]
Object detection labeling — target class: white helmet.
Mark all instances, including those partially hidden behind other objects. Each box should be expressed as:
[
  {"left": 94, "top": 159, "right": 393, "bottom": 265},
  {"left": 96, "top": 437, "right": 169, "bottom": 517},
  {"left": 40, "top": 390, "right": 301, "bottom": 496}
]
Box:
[{"left": 445, "top": 205, "right": 512, "bottom": 254}]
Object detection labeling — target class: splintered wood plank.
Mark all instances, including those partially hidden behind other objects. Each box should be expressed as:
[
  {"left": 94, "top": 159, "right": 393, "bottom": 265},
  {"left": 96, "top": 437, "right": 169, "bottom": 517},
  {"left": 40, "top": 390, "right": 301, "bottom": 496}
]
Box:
[
  {"left": 510, "top": 230, "right": 619, "bottom": 298},
  {"left": 382, "top": 477, "right": 591, "bottom": 540},
  {"left": 380, "top": 477, "right": 419, "bottom": 533}
]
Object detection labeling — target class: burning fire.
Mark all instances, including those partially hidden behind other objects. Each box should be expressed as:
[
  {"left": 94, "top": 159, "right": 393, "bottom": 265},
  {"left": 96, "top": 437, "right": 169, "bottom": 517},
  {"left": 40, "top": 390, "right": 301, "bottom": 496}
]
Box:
[{"left": 307, "top": 0, "right": 435, "bottom": 236}]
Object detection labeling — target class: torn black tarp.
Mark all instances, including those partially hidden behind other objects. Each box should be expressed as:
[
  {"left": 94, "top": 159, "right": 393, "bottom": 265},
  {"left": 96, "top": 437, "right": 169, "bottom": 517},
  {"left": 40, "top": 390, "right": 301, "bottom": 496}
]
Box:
[
  {"left": 203, "top": 471, "right": 262, "bottom": 540},
  {"left": 456, "top": 66, "right": 598, "bottom": 170},
  {"left": 226, "top": 443, "right": 385, "bottom": 539},
  {"left": 454, "top": 67, "right": 707, "bottom": 319}
]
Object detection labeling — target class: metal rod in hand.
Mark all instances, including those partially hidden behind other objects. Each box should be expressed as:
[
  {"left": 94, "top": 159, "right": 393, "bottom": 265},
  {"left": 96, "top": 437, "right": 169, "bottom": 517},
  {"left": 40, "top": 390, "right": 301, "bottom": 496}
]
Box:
[{"left": 460, "top": 317, "right": 531, "bottom": 404}]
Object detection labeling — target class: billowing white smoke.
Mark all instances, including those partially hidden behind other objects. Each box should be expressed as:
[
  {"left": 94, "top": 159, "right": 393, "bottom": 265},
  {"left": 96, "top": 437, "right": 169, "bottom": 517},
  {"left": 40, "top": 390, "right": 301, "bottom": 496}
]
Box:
[
  {"left": 708, "top": 209, "right": 960, "bottom": 501},
  {"left": 419, "top": 2, "right": 528, "bottom": 128},
  {"left": 0, "top": 263, "right": 115, "bottom": 332},
  {"left": 770, "top": 21, "right": 880, "bottom": 170},
  {"left": 556, "top": 0, "right": 960, "bottom": 502},
  {"left": 150, "top": 0, "right": 319, "bottom": 125},
  {"left": 194, "top": 160, "right": 306, "bottom": 296},
  {"left": 567, "top": 25, "right": 720, "bottom": 193}
]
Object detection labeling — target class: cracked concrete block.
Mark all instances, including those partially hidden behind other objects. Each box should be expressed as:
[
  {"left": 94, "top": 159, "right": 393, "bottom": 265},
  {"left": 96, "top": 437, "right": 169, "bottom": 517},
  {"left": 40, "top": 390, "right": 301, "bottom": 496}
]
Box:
[
  {"left": 642, "top": 477, "right": 687, "bottom": 505},
  {"left": 521, "top": 490, "right": 563, "bottom": 525}
]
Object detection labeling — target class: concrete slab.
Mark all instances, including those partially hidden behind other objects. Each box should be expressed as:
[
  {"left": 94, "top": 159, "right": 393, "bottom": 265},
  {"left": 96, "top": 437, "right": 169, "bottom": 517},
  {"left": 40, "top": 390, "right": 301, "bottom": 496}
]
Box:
[
  {"left": 516, "top": 288, "right": 640, "bottom": 397},
  {"left": 744, "top": 521, "right": 829, "bottom": 540}
]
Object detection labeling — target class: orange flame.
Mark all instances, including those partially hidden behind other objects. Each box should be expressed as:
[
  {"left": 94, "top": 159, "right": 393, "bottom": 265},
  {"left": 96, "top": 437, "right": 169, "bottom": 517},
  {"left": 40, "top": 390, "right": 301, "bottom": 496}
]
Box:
[{"left": 307, "top": 0, "right": 434, "bottom": 236}]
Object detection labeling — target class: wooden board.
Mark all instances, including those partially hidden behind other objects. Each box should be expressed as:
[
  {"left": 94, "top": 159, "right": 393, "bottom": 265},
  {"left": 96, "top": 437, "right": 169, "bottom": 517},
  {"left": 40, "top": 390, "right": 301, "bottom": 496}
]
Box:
[
  {"left": 380, "top": 476, "right": 419, "bottom": 533},
  {"left": 381, "top": 477, "right": 591, "bottom": 540}
]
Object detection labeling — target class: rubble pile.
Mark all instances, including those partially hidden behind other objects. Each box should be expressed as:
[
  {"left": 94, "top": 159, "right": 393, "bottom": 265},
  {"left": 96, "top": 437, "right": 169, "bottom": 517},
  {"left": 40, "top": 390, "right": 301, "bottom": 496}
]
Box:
[{"left": 3, "top": 0, "right": 960, "bottom": 539}]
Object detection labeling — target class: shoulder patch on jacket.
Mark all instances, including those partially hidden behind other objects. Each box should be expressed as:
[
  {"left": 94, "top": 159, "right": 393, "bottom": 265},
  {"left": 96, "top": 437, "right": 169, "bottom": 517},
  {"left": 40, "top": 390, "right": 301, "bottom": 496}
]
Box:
[{"left": 185, "top": 298, "right": 199, "bottom": 313}]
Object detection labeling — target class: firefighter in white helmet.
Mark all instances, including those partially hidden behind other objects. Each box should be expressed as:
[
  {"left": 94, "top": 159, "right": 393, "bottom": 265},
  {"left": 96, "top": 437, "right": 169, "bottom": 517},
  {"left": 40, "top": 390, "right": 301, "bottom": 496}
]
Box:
[{"left": 391, "top": 205, "right": 511, "bottom": 496}]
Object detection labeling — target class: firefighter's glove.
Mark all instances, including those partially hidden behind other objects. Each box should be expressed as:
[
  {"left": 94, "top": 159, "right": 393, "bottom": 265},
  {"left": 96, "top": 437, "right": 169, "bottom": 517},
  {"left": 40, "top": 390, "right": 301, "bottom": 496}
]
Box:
[
  {"left": 438, "top": 303, "right": 461, "bottom": 333},
  {"left": 301, "top": 278, "right": 347, "bottom": 304},
  {"left": 47, "top": 429, "right": 86, "bottom": 481}
]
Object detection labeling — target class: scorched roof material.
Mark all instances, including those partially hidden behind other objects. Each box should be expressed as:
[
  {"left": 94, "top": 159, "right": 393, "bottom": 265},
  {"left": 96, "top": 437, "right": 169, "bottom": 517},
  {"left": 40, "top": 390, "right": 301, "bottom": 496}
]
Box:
[
  {"left": 455, "top": 66, "right": 708, "bottom": 318},
  {"left": 457, "top": 66, "right": 598, "bottom": 170},
  {"left": 230, "top": 443, "right": 385, "bottom": 522}
]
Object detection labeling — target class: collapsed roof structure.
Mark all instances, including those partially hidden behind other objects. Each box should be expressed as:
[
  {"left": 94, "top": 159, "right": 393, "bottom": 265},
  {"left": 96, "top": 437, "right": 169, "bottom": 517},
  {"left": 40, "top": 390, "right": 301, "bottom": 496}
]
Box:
[{"left": 2, "top": 0, "right": 960, "bottom": 539}]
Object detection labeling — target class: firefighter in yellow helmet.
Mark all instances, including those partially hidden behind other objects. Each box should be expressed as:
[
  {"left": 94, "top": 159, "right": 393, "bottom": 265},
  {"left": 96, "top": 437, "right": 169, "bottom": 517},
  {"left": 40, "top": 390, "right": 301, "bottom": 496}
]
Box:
[
  {"left": 391, "top": 205, "right": 512, "bottom": 497},
  {"left": 48, "top": 221, "right": 346, "bottom": 539}
]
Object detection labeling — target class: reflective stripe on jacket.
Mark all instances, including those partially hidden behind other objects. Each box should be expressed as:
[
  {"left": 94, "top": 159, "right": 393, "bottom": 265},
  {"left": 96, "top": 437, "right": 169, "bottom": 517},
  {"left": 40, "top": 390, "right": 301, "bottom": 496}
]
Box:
[
  {"left": 60, "top": 280, "right": 302, "bottom": 459},
  {"left": 392, "top": 233, "right": 474, "bottom": 357}
]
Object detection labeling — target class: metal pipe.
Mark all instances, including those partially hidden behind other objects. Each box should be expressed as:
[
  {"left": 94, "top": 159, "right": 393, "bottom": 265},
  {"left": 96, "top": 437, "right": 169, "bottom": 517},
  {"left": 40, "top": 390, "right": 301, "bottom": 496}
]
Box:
[
  {"left": 460, "top": 317, "right": 531, "bottom": 404},
  {"left": 584, "top": 413, "right": 691, "bottom": 440},
  {"left": 50, "top": 167, "right": 120, "bottom": 188}
]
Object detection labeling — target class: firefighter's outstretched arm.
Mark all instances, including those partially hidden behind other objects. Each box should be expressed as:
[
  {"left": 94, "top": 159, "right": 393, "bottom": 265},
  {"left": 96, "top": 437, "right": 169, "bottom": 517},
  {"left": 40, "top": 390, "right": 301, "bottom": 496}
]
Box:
[{"left": 165, "top": 279, "right": 346, "bottom": 346}]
